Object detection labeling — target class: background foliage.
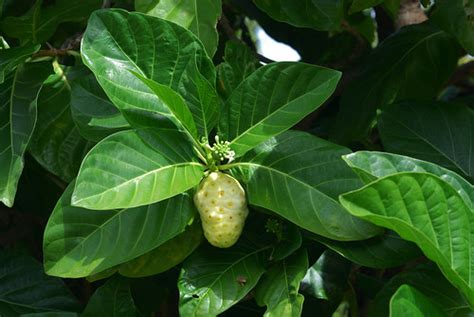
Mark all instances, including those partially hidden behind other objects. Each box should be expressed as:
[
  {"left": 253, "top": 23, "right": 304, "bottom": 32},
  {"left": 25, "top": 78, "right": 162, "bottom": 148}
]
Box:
[{"left": 1, "top": 0, "right": 474, "bottom": 316}]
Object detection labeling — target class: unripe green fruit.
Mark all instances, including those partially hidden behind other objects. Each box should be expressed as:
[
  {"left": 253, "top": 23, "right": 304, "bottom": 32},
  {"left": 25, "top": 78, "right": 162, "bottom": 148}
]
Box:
[{"left": 194, "top": 172, "right": 249, "bottom": 248}]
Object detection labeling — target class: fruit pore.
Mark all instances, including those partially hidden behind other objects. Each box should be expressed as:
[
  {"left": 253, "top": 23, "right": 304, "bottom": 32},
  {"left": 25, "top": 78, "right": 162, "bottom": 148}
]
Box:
[{"left": 194, "top": 172, "right": 249, "bottom": 248}]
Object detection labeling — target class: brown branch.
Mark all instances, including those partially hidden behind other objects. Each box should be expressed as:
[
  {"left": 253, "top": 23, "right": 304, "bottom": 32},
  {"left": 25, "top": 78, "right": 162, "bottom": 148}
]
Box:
[
  {"left": 32, "top": 48, "right": 72, "bottom": 57},
  {"left": 448, "top": 61, "right": 474, "bottom": 86},
  {"left": 396, "top": 0, "right": 427, "bottom": 29}
]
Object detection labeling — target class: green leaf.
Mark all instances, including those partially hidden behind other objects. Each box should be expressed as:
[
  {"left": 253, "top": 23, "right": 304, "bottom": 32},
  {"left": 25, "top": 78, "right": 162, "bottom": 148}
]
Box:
[
  {"left": 271, "top": 223, "right": 302, "bottom": 261},
  {"left": 1, "top": 0, "right": 101, "bottom": 44},
  {"left": 119, "top": 220, "right": 203, "bottom": 277},
  {"left": 81, "top": 9, "right": 218, "bottom": 138},
  {"left": 431, "top": 0, "right": 474, "bottom": 55},
  {"left": 0, "top": 251, "right": 80, "bottom": 316},
  {"left": 389, "top": 285, "right": 447, "bottom": 317},
  {"left": 378, "top": 101, "right": 474, "bottom": 182},
  {"left": 235, "top": 131, "right": 381, "bottom": 241},
  {"left": 343, "top": 151, "right": 474, "bottom": 209},
  {"left": 220, "top": 63, "right": 341, "bottom": 157},
  {"left": 0, "top": 44, "right": 40, "bottom": 84},
  {"left": 300, "top": 250, "right": 351, "bottom": 301},
  {"left": 70, "top": 74, "right": 129, "bottom": 142},
  {"left": 131, "top": 72, "right": 198, "bottom": 140},
  {"left": 136, "top": 0, "right": 222, "bottom": 57},
  {"left": 368, "top": 263, "right": 472, "bottom": 317},
  {"left": 253, "top": 0, "right": 344, "bottom": 31},
  {"left": 255, "top": 249, "right": 308, "bottom": 317},
  {"left": 216, "top": 40, "right": 259, "bottom": 101},
  {"left": 0, "top": 61, "right": 51, "bottom": 207},
  {"left": 311, "top": 231, "right": 421, "bottom": 269},
  {"left": 72, "top": 129, "right": 204, "bottom": 210},
  {"left": 82, "top": 276, "right": 140, "bottom": 317},
  {"left": 29, "top": 69, "right": 92, "bottom": 182},
  {"left": 331, "top": 22, "right": 459, "bottom": 143},
  {"left": 178, "top": 240, "right": 271, "bottom": 317},
  {"left": 340, "top": 173, "right": 474, "bottom": 307},
  {"left": 43, "top": 182, "right": 196, "bottom": 278},
  {"left": 349, "top": 0, "right": 384, "bottom": 14}
]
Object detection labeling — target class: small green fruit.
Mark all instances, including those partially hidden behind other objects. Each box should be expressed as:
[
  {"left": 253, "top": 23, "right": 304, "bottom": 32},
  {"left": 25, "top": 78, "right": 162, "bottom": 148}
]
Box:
[{"left": 194, "top": 172, "right": 249, "bottom": 248}]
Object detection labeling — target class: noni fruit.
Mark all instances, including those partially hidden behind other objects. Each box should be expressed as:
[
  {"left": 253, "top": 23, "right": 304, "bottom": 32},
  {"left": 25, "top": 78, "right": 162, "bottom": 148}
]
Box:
[{"left": 194, "top": 172, "right": 249, "bottom": 248}]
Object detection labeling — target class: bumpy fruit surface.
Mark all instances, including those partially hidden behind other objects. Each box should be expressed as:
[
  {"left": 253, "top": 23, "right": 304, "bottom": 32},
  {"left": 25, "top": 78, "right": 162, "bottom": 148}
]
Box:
[{"left": 194, "top": 172, "right": 249, "bottom": 248}]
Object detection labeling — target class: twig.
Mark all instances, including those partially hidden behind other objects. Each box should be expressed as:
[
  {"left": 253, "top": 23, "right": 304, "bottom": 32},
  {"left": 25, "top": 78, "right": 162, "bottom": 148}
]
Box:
[{"left": 448, "top": 60, "right": 474, "bottom": 86}]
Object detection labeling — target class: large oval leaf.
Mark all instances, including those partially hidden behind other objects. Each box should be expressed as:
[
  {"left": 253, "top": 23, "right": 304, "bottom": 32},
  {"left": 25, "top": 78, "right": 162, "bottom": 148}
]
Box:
[
  {"left": 0, "top": 0, "right": 101, "bottom": 44},
  {"left": 331, "top": 22, "right": 458, "bottom": 143},
  {"left": 300, "top": 250, "right": 351, "bottom": 302},
  {"left": 255, "top": 249, "right": 308, "bottom": 317},
  {"left": 378, "top": 101, "right": 474, "bottom": 182},
  {"left": 178, "top": 240, "right": 271, "bottom": 317},
  {"left": 0, "top": 43, "right": 40, "bottom": 84},
  {"left": 343, "top": 151, "right": 474, "bottom": 209},
  {"left": 253, "top": 0, "right": 344, "bottom": 31},
  {"left": 72, "top": 129, "right": 204, "bottom": 210},
  {"left": 310, "top": 231, "right": 421, "bottom": 269},
  {"left": 220, "top": 63, "right": 341, "bottom": 157},
  {"left": 29, "top": 70, "right": 92, "bottom": 182},
  {"left": 0, "top": 61, "right": 51, "bottom": 207},
  {"left": 136, "top": 0, "right": 222, "bottom": 57},
  {"left": 368, "top": 263, "right": 472, "bottom": 317},
  {"left": 389, "top": 285, "right": 447, "bottom": 317},
  {"left": 340, "top": 173, "right": 474, "bottom": 307},
  {"left": 431, "top": 0, "right": 474, "bottom": 55},
  {"left": 81, "top": 9, "right": 218, "bottom": 138},
  {"left": 235, "top": 131, "right": 381, "bottom": 241},
  {"left": 0, "top": 251, "right": 80, "bottom": 316},
  {"left": 70, "top": 73, "right": 129, "bottom": 142},
  {"left": 44, "top": 183, "right": 196, "bottom": 278},
  {"left": 82, "top": 276, "right": 140, "bottom": 317},
  {"left": 119, "top": 220, "right": 202, "bottom": 277}
]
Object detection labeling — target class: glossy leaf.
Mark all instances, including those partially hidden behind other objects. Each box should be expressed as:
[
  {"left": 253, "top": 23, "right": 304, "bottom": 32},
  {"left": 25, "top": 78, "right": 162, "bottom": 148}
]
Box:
[
  {"left": 0, "top": 44, "right": 39, "bottom": 84},
  {"left": 331, "top": 22, "right": 458, "bottom": 143},
  {"left": 1, "top": 0, "right": 101, "bottom": 44},
  {"left": 220, "top": 63, "right": 341, "bottom": 157},
  {"left": 0, "top": 61, "right": 51, "bottom": 207},
  {"left": 81, "top": 9, "right": 218, "bottom": 138},
  {"left": 389, "top": 284, "right": 447, "bottom": 317},
  {"left": 178, "top": 240, "right": 271, "bottom": 317},
  {"left": 255, "top": 249, "right": 308, "bottom": 317},
  {"left": 311, "top": 231, "right": 421, "bottom": 269},
  {"left": 253, "top": 0, "right": 344, "bottom": 31},
  {"left": 340, "top": 173, "right": 474, "bottom": 307},
  {"left": 343, "top": 151, "right": 474, "bottom": 209},
  {"left": 235, "top": 131, "right": 381, "bottom": 241},
  {"left": 70, "top": 74, "right": 129, "bottom": 142},
  {"left": 43, "top": 183, "right": 196, "bottom": 278},
  {"left": 119, "top": 220, "right": 203, "bottom": 277},
  {"left": 29, "top": 70, "right": 92, "bottom": 182},
  {"left": 82, "top": 276, "right": 140, "bottom": 317},
  {"left": 369, "top": 263, "right": 472, "bottom": 317},
  {"left": 131, "top": 72, "right": 198, "bottom": 140},
  {"left": 136, "top": 0, "right": 222, "bottom": 56},
  {"left": 216, "top": 40, "right": 258, "bottom": 100},
  {"left": 431, "top": 0, "right": 474, "bottom": 55},
  {"left": 271, "top": 223, "right": 302, "bottom": 261},
  {"left": 378, "top": 101, "right": 474, "bottom": 181},
  {"left": 300, "top": 250, "right": 351, "bottom": 301},
  {"left": 0, "top": 251, "right": 80, "bottom": 316},
  {"left": 72, "top": 129, "right": 204, "bottom": 210}
]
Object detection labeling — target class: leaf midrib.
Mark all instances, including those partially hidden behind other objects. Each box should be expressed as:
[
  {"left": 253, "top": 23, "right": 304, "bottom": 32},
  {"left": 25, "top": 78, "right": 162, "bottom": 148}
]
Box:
[{"left": 73, "top": 162, "right": 203, "bottom": 206}]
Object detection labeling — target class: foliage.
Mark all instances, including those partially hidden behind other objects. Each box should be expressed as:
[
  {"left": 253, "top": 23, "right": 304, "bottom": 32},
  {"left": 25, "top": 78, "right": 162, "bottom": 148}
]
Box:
[{"left": 1, "top": 0, "right": 474, "bottom": 316}]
